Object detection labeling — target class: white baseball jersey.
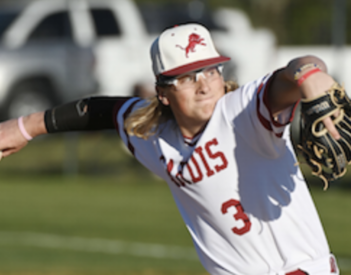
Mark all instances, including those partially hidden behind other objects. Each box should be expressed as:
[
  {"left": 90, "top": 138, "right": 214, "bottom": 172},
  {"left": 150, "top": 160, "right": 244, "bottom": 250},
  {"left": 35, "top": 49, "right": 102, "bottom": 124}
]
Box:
[{"left": 115, "top": 73, "right": 339, "bottom": 275}]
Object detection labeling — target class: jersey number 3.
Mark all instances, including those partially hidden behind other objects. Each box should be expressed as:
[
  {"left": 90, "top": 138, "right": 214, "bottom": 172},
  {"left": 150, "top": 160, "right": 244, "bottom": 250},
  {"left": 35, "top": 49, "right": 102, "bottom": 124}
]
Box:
[{"left": 221, "top": 199, "right": 252, "bottom": 235}]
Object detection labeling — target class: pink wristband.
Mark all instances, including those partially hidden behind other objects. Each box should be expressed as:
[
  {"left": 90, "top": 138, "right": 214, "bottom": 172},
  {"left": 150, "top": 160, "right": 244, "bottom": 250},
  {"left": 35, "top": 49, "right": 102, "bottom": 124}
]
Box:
[{"left": 18, "top": 116, "right": 33, "bottom": 141}]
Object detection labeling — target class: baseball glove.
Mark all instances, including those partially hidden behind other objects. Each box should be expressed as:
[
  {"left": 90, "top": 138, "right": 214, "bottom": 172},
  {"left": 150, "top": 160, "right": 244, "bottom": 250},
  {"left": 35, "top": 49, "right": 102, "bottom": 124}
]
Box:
[{"left": 297, "top": 82, "right": 351, "bottom": 190}]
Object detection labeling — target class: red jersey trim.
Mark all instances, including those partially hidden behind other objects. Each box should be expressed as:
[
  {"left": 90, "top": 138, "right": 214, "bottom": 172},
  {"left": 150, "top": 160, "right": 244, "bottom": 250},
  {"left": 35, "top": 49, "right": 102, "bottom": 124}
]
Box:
[
  {"left": 261, "top": 69, "right": 300, "bottom": 128},
  {"left": 256, "top": 73, "right": 283, "bottom": 138},
  {"left": 262, "top": 82, "right": 299, "bottom": 128},
  {"left": 256, "top": 71, "right": 299, "bottom": 138},
  {"left": 182, "top": 121, "right": 208, "bottom": 146},
  {"left": 256, "top": 82, "right": 272, "bottom": 132}
]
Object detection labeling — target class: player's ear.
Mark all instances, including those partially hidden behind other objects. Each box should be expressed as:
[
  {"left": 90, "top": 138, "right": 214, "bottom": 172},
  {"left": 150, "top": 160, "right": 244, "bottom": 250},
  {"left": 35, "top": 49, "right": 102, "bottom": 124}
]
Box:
[{"left": 156, "top": 86, "right": 170, "bottom": 106}]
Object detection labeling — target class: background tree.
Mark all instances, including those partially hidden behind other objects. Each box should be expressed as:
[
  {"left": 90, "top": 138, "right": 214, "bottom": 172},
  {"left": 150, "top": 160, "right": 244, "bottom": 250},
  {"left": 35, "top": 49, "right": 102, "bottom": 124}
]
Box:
[{"left": 135, "top": 0, "right": 349, "bottom": 45}]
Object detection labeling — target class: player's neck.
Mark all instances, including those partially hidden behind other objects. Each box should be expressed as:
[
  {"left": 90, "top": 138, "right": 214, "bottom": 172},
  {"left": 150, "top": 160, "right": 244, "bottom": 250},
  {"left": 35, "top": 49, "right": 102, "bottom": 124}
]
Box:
[{"left": 178, "top": 120, "right": 208, "bottom": 139}]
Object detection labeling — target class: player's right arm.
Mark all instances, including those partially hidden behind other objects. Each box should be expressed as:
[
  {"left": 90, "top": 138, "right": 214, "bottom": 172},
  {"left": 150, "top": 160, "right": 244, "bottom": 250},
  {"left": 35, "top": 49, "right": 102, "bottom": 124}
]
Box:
[
  {"left": 0, "top": 96, "right": 132, "bottom": 158},
  {"left": 0, "top": 112, "right": 46, "bottom": 157},
  {"left": 267, "top": 55, "right": 340, "bottom": 140}
]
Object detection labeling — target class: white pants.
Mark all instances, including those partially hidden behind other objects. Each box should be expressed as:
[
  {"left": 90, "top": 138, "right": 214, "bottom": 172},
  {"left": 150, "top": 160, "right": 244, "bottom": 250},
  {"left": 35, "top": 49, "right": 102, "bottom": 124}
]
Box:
[{"left": 273, "top": 254, "right": 339, "bottom": 275}]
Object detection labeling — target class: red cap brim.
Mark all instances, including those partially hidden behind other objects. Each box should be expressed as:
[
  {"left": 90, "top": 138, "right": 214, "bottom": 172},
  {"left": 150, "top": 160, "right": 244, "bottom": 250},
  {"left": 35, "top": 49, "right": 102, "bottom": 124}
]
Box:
[{"left": 161, "top": 56, "right": 231, "bottom": 76}]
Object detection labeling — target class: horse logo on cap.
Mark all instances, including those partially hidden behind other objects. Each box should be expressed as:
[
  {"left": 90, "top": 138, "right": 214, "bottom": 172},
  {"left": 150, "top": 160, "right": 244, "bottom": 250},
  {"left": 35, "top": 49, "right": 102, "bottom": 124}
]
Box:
[{"left": 176, "top": 33, "right": 206, "bottom": 58}]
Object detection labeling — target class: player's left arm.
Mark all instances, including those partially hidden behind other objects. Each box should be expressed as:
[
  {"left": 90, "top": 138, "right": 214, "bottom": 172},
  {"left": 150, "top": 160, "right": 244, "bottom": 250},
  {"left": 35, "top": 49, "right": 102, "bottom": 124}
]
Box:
[{"left": 267, "top": 55, "right": 340, "bottom": 140}]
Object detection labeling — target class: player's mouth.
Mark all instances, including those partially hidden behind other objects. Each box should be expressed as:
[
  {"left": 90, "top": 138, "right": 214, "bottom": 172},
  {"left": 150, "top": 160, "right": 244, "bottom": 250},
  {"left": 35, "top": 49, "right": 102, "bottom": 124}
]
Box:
[{"left": 196, "top": 95, "right": 215, "bottom": 103}]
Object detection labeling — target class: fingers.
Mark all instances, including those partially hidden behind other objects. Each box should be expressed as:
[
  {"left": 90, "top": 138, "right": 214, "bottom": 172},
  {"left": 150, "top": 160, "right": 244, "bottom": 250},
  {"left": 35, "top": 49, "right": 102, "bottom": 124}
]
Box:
[
  {"left": 323, "top": 116, "right": 341, "bottom": 140},
  {"left": 0, "top": 141, "right": 28, "bottom": 158},
  {"left": 1, "top": 147, "right": 24, "bottom": 158}
]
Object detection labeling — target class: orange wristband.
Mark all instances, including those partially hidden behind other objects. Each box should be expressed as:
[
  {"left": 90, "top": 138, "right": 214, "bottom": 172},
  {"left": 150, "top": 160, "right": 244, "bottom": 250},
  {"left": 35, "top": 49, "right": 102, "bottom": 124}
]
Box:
[{"left": 297, "top": 68, "right": 321, "bottom": 86}]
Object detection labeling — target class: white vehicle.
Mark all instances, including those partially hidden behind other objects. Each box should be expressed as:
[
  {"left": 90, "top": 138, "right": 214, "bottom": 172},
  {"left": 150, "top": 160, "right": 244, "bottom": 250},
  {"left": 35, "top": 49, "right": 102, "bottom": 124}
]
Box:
[
  {"left": 0, "top": 0, "right": 277, "bottom": 116},
  {"left": 1, "top": 0, "right": 156, "bottom": 99},
  {"left": 0, "top": 0, "right": 98, "bottom": 119}
]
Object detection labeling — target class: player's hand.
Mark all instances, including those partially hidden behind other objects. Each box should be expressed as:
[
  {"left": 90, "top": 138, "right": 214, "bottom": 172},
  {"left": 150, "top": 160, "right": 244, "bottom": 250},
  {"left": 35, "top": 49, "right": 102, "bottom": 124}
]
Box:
[
  {"left": 300, "top": 71, "right": 341, "bottom": 140},
  {"left": 0, "top": 118, "right": 29, "bottom": 159}
]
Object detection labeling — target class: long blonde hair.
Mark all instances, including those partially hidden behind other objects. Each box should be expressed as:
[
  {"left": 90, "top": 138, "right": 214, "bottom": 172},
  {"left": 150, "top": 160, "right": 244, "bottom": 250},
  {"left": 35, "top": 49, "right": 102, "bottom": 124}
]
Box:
[{"left": 125, "top": 80, "right": 239, "bottom": 140}]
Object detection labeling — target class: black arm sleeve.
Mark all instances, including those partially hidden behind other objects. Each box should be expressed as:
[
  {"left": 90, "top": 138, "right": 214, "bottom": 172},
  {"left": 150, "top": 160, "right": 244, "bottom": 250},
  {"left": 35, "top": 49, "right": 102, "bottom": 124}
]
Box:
[{"left": 44, "top": 96, "right": 132, "bottom": 133}]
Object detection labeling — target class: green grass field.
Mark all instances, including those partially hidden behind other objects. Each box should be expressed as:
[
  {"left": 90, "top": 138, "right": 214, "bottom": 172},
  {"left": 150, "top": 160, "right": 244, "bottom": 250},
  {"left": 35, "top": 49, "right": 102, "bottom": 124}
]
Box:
[{"left": 0, "top": 133, "right": 350, "bottom": 274}]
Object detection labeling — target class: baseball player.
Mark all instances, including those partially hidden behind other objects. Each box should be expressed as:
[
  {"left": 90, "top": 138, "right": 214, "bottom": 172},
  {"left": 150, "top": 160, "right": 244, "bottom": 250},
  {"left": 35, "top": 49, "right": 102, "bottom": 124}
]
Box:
[{"left": 0, "top": 23, "right": 344, "bottom": 274}]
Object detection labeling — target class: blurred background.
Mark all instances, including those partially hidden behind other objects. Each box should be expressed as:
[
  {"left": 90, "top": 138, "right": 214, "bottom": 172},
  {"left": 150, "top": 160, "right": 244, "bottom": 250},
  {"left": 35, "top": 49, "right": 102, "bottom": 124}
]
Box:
[{"left": 0, "top": 0, "right": 350, "bottom": 274}]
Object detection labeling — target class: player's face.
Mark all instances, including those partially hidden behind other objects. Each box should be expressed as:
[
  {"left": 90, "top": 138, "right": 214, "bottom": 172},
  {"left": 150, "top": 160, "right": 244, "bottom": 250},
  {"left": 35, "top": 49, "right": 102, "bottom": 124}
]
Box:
[{"left": 158, "top": 66, "right": 225, "bottom": 136}]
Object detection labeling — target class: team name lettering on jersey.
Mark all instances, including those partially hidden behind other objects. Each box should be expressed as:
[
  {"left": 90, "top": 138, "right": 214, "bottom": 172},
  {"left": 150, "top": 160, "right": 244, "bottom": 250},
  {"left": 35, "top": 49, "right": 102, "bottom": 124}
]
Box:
[{"left": 165, "top": 138, "right": 228, "bottom": 186}]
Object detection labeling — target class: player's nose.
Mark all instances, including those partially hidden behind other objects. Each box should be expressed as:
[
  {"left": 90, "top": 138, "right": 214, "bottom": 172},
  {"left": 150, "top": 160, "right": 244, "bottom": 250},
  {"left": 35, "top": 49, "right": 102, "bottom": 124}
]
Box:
[{"left": 196, "top": 75, "right": 210, "bottom": 94}]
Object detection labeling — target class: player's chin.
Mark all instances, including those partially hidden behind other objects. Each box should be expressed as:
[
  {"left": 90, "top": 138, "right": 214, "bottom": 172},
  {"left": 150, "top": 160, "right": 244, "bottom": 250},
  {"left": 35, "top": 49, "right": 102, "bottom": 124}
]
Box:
[{"left": 196, "top": 106, "right": 215, "bottom": 121}]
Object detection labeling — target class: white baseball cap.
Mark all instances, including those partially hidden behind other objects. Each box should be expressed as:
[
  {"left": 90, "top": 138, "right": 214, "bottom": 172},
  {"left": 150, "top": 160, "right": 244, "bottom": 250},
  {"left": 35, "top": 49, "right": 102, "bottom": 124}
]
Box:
[{"left": 151, "top": 23, "right": 230, "bottom": 78}]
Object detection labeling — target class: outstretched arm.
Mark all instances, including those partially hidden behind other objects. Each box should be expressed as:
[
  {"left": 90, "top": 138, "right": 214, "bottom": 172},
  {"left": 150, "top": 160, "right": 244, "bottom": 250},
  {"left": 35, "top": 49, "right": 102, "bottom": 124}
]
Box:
[
  {"left": 267, "top": 55, "right": 340, "bottom": 139},
  {"left": 0, "top": 96, "right": 131, "bottom": 158}
]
